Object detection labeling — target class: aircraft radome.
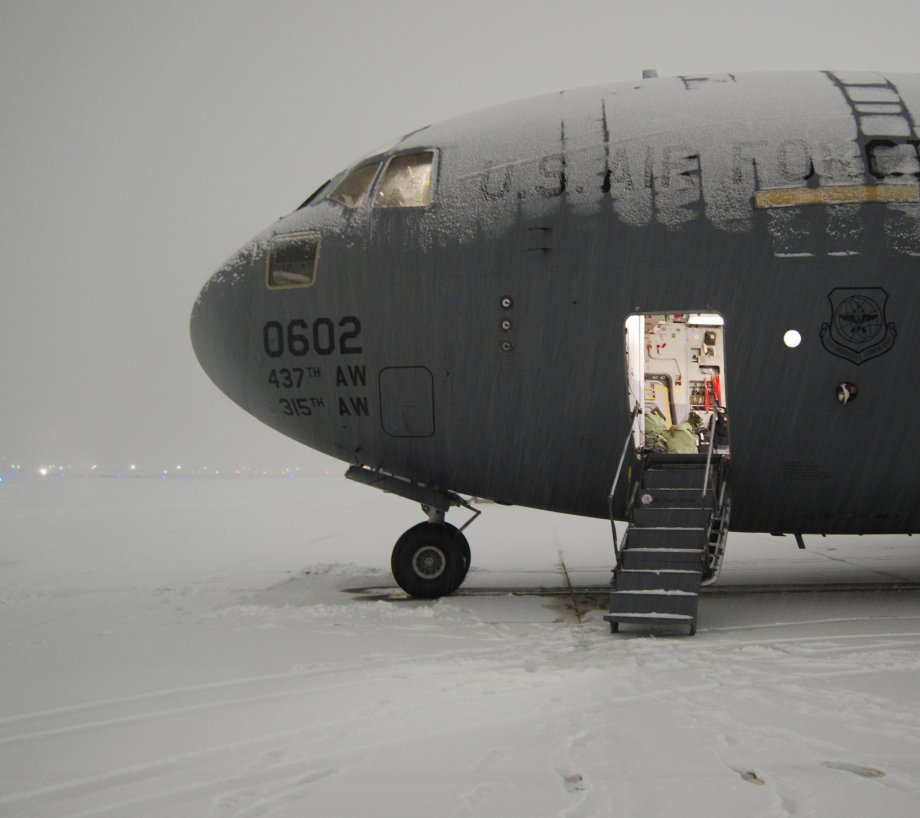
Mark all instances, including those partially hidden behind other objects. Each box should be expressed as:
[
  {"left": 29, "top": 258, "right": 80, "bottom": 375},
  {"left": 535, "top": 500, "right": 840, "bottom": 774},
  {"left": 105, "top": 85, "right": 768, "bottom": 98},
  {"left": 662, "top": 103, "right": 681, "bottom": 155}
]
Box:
[{"left": 192, "top": 70, "right": 920, "bottom": 634}]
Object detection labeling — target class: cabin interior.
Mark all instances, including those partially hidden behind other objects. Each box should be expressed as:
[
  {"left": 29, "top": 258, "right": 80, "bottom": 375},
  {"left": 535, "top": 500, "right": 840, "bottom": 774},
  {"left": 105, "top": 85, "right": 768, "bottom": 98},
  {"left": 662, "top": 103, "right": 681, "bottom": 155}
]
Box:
[{"left": 625, "top": 313, "right": 728, "bottom": 454}]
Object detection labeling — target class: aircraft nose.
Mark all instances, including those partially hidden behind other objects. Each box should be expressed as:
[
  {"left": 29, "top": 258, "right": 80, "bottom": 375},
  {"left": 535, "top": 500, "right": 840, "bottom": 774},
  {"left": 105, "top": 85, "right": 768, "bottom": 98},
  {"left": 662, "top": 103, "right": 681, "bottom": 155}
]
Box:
[{"left": 190, "top": 252, "right": 256, "bottom": 408}]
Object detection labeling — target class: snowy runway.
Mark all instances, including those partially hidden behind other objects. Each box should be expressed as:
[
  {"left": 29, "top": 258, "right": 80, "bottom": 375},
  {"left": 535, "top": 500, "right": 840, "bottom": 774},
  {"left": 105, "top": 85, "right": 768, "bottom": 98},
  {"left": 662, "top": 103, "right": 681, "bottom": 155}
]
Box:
[{"left": 2, "top": 477, "right": 919, "bottom": 817}]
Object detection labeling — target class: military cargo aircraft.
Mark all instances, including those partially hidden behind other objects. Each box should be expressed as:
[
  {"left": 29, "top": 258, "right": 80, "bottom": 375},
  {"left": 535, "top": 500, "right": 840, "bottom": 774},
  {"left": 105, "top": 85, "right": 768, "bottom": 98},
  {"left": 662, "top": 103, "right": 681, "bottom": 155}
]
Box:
[{"left": 192, "top": 71, "right": 920, "bottom": 633}]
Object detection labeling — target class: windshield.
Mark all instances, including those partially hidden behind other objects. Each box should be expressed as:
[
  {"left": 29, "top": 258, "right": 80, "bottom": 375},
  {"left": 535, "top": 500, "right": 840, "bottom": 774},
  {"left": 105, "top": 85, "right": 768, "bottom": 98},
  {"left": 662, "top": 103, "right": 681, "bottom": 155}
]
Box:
[{"left": 328, "top": 163, "right": 380, "bottom": 208}]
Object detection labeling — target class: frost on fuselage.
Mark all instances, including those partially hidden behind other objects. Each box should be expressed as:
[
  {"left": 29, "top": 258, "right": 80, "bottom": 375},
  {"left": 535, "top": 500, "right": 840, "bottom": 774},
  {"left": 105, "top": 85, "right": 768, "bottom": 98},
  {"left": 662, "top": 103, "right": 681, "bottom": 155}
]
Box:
[{"left": 412, "top": 71, "right": 920, "bottom": 256}]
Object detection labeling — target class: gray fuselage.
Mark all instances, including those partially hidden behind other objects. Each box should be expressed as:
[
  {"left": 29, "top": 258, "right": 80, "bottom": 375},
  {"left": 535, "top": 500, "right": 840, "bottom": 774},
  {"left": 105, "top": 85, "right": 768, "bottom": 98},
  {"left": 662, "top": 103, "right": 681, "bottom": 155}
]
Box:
[{"left": 192, "top": 71, "right": 920, "bottom": 536}]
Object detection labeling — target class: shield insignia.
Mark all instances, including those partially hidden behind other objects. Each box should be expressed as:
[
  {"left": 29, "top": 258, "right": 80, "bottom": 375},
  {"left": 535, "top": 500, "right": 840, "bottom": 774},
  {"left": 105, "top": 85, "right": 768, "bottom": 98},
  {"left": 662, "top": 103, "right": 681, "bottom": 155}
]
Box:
[{"left": 820, "top": 288, "right": 896, "bottom": 365}]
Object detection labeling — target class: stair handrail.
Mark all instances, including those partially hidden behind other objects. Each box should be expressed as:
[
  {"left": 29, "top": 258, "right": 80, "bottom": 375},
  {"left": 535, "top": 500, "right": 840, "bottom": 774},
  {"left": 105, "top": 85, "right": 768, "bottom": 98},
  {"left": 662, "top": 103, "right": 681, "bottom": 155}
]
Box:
[
  {"left": 701, "top": 411, "right": 717, "bottom": 498},
  {"left": 704, "top": 479, "right": 730, "bottom": 585},
  {"left": 608, "top": 402, "right": 642, "bottom": 560}
]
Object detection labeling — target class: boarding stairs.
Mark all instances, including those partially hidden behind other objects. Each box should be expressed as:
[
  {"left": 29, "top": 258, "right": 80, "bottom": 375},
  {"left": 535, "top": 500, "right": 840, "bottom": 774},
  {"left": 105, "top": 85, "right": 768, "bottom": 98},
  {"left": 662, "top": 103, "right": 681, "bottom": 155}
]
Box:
[{"left": 605, "top": 451, "right": 730, "bottom": 636}]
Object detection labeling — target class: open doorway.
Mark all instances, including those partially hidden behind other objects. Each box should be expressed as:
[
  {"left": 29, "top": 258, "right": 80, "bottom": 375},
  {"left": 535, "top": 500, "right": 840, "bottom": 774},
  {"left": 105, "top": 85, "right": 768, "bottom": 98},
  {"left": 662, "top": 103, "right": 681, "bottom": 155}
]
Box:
[{"left": 625, "top": 312, "right": 729, "bottom": 455}]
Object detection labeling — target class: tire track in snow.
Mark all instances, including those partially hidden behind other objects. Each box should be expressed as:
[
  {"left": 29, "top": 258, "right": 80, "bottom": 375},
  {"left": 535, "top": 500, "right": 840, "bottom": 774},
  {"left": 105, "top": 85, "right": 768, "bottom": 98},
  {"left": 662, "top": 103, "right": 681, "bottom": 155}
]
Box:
[
  {"left": 0, "top": 664, "right": 367, "bottom": 735},
  {"left": 53, "top": 684, "right": 715, "bottom": 818},
  {"left": 706, "top": 618, "right": 920, "bottom": 635},
  {"left": 0, "top": 636, "right": 519, "bottom": 744},
  {"left": 1, "top": 698, "right": 524, "bottom": 816},
  {"left": 0, "top": 631, "right": 560, "bottom": 811},
  {"left": 0, "top": 683, "right": 353, "bottom": 747},
  {"left": 0, "top": 669, "right": 720, "bottom": 817}
]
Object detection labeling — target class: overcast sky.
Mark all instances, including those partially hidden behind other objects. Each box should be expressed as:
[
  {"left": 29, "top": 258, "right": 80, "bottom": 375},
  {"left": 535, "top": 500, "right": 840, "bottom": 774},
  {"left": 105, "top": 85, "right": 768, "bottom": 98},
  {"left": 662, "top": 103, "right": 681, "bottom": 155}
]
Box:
[{"left": 2, "top": 0, "right": 919, "bottom": 474}]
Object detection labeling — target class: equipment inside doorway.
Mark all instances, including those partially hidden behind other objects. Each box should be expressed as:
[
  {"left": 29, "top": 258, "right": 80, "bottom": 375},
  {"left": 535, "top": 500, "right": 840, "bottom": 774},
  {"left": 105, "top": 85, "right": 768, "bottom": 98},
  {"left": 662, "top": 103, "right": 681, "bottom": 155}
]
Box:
[{"left": 625, "top": 313, "right": 729, "bottom": 454}]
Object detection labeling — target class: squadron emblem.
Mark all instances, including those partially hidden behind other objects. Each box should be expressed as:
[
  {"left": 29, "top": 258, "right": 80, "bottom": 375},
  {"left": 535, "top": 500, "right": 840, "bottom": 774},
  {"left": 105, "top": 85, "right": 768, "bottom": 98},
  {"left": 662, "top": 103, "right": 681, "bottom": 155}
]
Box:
[{"left": 820, "top": 288, "right": 896, "bottom": 365}]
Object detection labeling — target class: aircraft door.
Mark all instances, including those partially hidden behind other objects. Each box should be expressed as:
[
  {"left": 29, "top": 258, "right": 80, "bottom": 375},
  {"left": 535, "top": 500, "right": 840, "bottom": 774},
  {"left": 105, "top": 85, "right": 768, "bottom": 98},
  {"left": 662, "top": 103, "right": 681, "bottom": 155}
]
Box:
[
  {"left": 625, "top": 313, "right": 728, "bottom": 454},
  {"left": 624, "top": 314, "right": 645, "bottom": 448}
]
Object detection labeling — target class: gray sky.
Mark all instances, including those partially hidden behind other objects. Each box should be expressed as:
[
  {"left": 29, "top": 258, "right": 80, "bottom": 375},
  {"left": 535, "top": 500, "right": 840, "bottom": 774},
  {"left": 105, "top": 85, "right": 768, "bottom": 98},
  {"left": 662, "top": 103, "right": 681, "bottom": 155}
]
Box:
[{"left": 2, "top": 0, "right": 918, "bottom": 474}]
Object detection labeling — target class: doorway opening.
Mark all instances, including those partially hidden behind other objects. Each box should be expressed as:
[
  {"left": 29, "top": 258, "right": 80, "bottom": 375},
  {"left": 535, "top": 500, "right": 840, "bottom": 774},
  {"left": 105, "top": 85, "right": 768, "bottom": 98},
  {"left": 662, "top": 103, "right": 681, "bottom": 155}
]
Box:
[{"left": 624, "top": 312, "right": 729, "bottom": 455}]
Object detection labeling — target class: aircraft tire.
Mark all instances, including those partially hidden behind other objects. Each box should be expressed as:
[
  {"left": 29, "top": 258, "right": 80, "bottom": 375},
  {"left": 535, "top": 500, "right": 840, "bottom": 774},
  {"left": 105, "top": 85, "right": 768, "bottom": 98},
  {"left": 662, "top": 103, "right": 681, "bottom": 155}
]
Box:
[
  {"left": 455, "top": 529, "right": 471, "bottom": 581},
  {"left": 391, "top": 522, "right": 470, "bottom": 599}
]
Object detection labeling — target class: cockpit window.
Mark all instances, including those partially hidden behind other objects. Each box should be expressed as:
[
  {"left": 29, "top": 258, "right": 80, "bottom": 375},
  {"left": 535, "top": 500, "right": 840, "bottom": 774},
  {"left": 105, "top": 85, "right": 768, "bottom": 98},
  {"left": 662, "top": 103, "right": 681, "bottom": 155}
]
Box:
[
  {"left": 296, "top": 179, "right": 330, "bottom": 210},
  {"left": 373, "top": 151, "right": 434, "bottom": 208},
  {"left": 266, "top": 232, "right": 321, "bottom": 289},
  {"left": 328, "top": 163, "right": 380, "bottom": 208}
]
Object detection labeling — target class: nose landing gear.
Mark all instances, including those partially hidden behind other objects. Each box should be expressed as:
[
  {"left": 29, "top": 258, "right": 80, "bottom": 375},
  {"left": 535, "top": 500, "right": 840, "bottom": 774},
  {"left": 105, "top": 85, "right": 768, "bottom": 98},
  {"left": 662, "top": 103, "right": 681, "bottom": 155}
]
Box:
[
  {"left": 344, "top": 466, "right": 480, "bottom": 599},
  {"left": 390, "top": 521, "right": 471, "bottom": 598}
]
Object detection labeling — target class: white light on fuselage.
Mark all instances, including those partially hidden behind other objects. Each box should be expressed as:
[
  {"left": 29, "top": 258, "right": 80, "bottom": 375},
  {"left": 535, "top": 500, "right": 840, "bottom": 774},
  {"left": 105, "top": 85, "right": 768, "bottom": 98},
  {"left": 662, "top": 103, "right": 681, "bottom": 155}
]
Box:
[
  {"left": 784, "top": 330, "right": 802, "bottom": 348},
  {"left": 688, "top": 313, "right": 724, "bottom": 326}
]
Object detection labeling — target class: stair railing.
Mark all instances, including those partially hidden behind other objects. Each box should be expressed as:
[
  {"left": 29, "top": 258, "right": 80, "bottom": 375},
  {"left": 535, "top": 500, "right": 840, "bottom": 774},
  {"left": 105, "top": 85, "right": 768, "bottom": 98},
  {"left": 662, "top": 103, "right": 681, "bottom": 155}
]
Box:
[
  {"left": 702, "top": 479, "right": 731, "bottom": 585},
  {"left": 608, "top": 402, "right": 642, "bottom": 561},
  {"left": 701, "top": 411, "right": 717, "bottom": 499}
]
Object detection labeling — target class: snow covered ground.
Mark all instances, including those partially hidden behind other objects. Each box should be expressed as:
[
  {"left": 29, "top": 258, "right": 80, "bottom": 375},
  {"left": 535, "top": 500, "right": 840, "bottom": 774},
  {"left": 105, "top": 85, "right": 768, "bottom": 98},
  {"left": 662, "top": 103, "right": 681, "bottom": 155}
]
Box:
[{"left": 1, "top": 475, "right": 919, "bottom": 817}]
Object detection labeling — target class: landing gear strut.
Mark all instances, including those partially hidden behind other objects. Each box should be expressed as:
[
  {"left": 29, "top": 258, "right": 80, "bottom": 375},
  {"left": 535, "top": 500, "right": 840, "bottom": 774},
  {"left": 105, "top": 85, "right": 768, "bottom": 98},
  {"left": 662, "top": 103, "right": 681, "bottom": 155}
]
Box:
[
  {"left": 391, "top": 522, "right": 471, "bottom": 599},
  {"left": 343, "top": 466, "right": 480, "bottom": 599}
]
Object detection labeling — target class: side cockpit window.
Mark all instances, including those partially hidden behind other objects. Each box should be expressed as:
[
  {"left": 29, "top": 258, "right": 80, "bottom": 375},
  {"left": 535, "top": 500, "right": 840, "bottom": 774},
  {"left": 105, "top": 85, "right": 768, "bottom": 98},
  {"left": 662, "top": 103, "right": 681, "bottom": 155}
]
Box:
[
  {"left": 374, "top": 151, "right": 434, "bottom": 208},
  {"left": 328, "top": 163, "right": 380, "bottom": 208},
  {"left": 266, "top": 232, "right": 321, "bottom": 289},
  {"left": 295, "top": 179, "right": 330, "bottom": 210}
]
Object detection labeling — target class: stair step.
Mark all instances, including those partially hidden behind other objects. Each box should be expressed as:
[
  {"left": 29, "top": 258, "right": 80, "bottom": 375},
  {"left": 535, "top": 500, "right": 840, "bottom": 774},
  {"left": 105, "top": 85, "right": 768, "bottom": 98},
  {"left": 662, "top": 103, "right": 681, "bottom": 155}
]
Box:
[
  {"left": 624, "top": 527, "right": 708, "bottom": 550},
  {"left": 605, "top": 612, "right": 693, "bottom": 622},
  {"left": 643, "top": 468, "right": 708, "bottom": 489},
  {"left": 632, "top": 506, "right": 712, "bottom": 528},
  {"left": 643, "top": 453, "right": 711, "bottom": 465},
  {"left": 621, "top": 549, "right": 705, "bottom": 570},
  {"left": 609, "top": 590, "right": 699, "bottom": 619},
  {"left": 635, "top": 487, "right": 716, "bottom": 508},
  {"left": 616, "top": 569, "right": 702, "bottom": 593},
  {"left": 606, "top": 451, "right": 728, "bottom": 636},
  {"left": 604, "top": 612, "right": 697, "bottom": 634}
]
